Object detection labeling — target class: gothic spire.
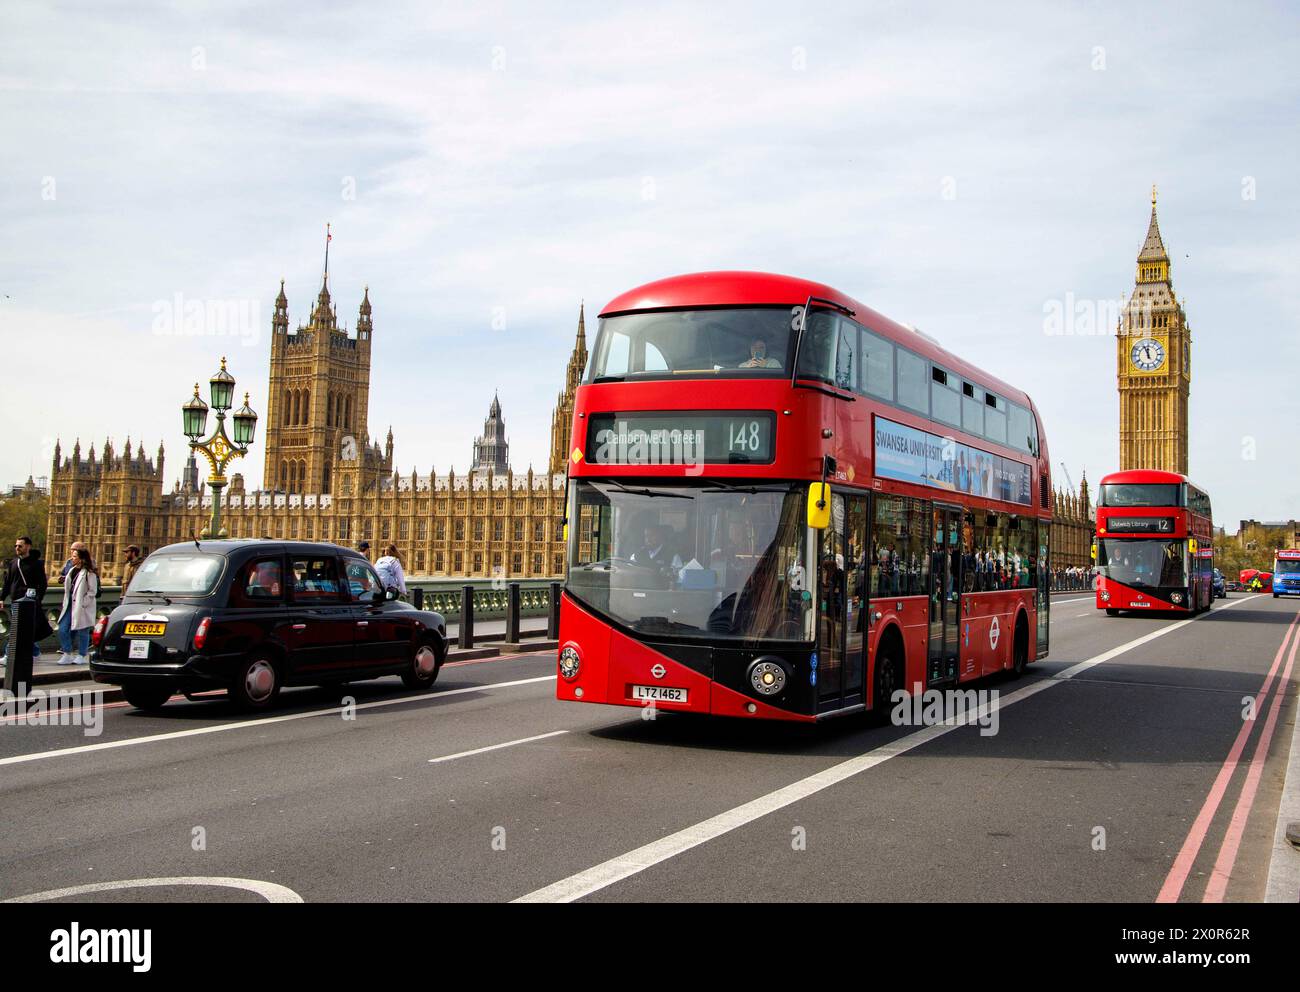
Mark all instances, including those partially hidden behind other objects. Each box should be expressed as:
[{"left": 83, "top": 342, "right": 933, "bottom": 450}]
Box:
[{"left": 1138, "top": 185, "right": 1168, "bottom": 263}]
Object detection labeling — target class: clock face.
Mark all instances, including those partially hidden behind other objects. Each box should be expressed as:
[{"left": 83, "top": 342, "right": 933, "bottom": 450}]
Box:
[{"left": 1130, "top": 337, "right": 1165, "bottom": 372}]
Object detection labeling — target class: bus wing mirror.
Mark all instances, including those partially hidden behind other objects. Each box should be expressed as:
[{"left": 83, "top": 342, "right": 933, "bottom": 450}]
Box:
[{"left": 807, "top": 482, "right": 831, "bottom": 530}]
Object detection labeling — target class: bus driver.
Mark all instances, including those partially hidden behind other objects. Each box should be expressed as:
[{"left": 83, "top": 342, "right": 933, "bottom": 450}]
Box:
[{"left": 740, "top": 337, "right": 782, "bottom": 368}]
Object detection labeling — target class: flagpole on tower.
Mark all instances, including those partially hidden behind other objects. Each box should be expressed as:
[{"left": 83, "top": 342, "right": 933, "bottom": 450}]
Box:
[{"left": 323, "top": 222, "right": 332, "bottom": 287}]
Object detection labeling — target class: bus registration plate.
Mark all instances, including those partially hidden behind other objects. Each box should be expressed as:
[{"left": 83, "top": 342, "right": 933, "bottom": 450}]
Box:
[{"left": 631, "top": 685, "right": 688, "bottom": 703}]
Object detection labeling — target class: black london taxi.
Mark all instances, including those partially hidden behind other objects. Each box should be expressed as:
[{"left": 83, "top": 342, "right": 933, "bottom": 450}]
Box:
[{"left": 90, "top": 540, "right": 447, "bottom": 711}]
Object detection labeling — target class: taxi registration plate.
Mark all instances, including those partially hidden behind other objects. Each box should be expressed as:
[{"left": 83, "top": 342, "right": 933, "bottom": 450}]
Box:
[{"left": 123, "top": 621, "right": 167, "bottom": 636}]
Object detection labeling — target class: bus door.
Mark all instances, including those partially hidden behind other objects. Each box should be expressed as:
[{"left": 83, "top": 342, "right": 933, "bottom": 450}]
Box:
[
  {"left": 816, "top": 492, "right": 846, "bottom": 712},
  {"left": 816, "top": 492, "right": 867, "bottom": 712},
  {"left": 1036, "top": 521, "right": 1049, "bottom": 657},
  {"left": 928, "top": 505, "right": 962, "bottom": 685}
]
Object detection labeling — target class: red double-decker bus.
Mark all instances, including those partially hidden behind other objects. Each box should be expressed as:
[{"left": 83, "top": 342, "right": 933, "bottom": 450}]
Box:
[
  {"left": 555, "top": 271, "right": 1054, "bottom": 722},
  {"left": 1094, "top": 469, "right": 1214, "bottom": 615}
]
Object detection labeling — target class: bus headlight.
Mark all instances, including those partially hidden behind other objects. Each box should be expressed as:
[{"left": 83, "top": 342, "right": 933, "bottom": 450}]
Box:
[
  {"left": 748, "top": 657, "right": 789, "bottom": 697},
  {"left": 1171, "top": 592, "right": 1184, "bottom": 604},
  {"left": 558, "top": 645, "right": 581, "bottom": 681},
  {"left": 1100, "top": 591, "right": 1111, "bottom": 602}
]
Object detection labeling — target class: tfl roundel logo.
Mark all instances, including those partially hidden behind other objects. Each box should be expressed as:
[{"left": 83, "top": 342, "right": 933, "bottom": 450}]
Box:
[{"left": 650, "top": 664, "right": 666, "bottom": 680}]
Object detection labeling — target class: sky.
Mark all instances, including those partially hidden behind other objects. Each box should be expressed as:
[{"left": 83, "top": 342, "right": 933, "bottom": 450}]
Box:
[{"left": 1, "top": 0, "right": 1297, "bottom": 530}]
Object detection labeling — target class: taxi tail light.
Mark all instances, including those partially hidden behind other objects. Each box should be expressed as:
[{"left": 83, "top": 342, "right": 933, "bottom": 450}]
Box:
[
  {"left": 91, "top": 616, "right": 108, "bottom": 647},
  {"left": 193, "top": 616, "right": 212, "bottom": 651}
]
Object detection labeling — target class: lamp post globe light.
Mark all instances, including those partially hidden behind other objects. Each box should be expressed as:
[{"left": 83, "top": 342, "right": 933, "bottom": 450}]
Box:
[{"left": 181, "top": 357, "right": 258, "bottom": 539}]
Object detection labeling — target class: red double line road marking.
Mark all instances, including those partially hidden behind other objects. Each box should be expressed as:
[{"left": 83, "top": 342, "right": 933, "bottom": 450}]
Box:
[
  {"left": 1156, "top": 607, "right": 1300, "bottom": 903},
  {"left": 1202, "top": 619, "right": 1300, "bottom": 902}
]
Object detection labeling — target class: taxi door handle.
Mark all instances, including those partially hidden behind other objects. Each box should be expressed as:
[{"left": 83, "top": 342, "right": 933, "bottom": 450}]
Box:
[
  {"left": 356, "top": 621, "right": 369, "bottom": 627},
  {"left": 292, "top": 623, "right": 306, "bottom": 631}
]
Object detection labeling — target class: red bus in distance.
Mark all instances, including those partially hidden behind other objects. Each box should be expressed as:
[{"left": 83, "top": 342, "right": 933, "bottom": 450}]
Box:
[
  {"left": 556, "top": 271, "right": 1054, "bottom": 722},
  {"left": 1094, "top": 469, "right": 1214, "bottom": 615}
]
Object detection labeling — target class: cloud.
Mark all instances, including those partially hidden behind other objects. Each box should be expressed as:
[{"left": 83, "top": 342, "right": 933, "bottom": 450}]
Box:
[{"left": 1, "top": 0, "right": 1297, "bottom": 526}]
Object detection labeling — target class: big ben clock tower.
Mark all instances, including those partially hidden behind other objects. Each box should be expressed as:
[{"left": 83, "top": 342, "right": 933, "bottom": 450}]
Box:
[{"left": 1117, "top": 186, "right": 1191, "bottom": 474}]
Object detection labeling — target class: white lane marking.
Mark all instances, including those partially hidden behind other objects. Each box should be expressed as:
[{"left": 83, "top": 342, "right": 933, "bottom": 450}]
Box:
[
  {"left": 429, "top": 729, "right": 568, "bottom": 764},
  {"left": 514, "top": 682, "right": 1055, "bottom": 903},
  {"left": 0, "top": 676, "right": 556, "bottom": 768},
  {"left": 3, "top": 876, "right": 303, "bottom": 903},
  {"left": 1076, "top": 613, "right": 1092, "bottom": 618},
  {"left": 1056, "top": 597, "right": 1251, "bottom": 681},
  {"left": 1053, "top": 596, "right": 1094, "bottom": 604},
  {"left": 514, "top": 595, "right": 1259, "bottom": 903}
]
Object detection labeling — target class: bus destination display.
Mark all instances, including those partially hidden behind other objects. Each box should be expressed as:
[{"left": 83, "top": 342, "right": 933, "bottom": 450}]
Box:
[{"left": 586, "top": 412, "right": 775, "bottom": 465}]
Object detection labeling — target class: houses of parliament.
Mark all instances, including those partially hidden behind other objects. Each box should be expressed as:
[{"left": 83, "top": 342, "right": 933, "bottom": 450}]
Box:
[
  {"left": 42, "top": 195, "right": 1186, "bottom": 587},
  {"left": 44, "top": 269, "right": 588, "bottom": 585}
]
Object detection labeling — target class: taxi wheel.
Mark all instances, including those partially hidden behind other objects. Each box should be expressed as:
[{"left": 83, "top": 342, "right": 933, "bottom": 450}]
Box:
[
  {"left": 231, "top": 654, "right": 282, "bottom": 710},
  {"left": 122, "top": 682, "right": 173, "bottom": 711},
  {"left": 401, "top": 639, "right": 443, "bottom": 690}
]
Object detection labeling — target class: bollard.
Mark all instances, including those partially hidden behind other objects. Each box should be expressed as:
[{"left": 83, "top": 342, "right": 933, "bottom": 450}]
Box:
[
  {"left": 3, "top": 598, "right": 37, "bottom": 695},
  {"left": 413, "top": 587, "right": 424, "bottom": 610},
  {"left": 506, "top": 583, "right": 521, "bottom": 644},
  {"left": 548, "top": 581, "right": 561, "bottom": 639},
  {"left": 458, "top": 584, "right": 474, "bottom": 650}
]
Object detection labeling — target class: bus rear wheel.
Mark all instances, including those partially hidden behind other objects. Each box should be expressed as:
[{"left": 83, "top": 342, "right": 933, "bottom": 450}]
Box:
[{"left": 1010, "top": 616, "right": 1029, "bottom": 678}]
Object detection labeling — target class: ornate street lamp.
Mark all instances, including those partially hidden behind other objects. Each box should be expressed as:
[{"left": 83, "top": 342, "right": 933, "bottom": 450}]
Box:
[
  {"left": 231, "top": 392, "right": 259, "bottom": 447},
  {"left": 182, "top": 357, "right": 257, "bottom": 538}
]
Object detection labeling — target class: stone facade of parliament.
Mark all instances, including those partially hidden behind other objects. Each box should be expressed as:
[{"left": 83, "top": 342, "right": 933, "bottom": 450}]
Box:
[
  {"left": 44, "top": 270, "right": 588, "bottom": 585},
  {"left": 42, "top": 261, "right": 1097, "bottom": 585}
]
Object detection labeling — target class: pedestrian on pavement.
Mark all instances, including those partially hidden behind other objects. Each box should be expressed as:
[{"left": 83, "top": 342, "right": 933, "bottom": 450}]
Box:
[
  {"left": 375, "top": 544, "right": 407, "bottom": 599},
  {"left": 1, "top": 536, "right": 51, "bottom": 664},
  {"left": 59, "top": 541, "right": 87, "bottom": 583},
  {"left": 357, "top": 540, "right": 371, "bottom": 561},
  {"left": 56, "top": 547, "right": 99, "bottom": 666},
  {"left": 122, "top": 545, "right": 144, "bottom": 590}
]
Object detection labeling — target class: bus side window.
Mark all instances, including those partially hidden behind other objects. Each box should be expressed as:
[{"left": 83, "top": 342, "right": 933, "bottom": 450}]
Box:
[{"left": 835, "top": 321, "right": 857, "bottom": 391}]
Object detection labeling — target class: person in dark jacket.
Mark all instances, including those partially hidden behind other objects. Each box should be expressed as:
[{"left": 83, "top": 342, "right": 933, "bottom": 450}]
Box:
[
  {"left": 1, "top": 536, "right": 50, "bottom": 663},
  {"left": 121, "top": 545, "right": 144, "bottom": 590}
]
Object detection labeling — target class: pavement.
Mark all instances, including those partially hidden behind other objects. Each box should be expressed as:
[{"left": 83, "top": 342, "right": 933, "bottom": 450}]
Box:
[{"left": 0, "top": 591, "right": 1295, "bottom": 903}]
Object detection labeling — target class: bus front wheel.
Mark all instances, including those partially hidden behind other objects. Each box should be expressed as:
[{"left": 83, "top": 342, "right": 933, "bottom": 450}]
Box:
[
  {"left": 1106, "top": 608, "right": 1120, "bottom": 617},
  {"left": 872, "top": 634, "right": 903, "bottom": 718}
]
